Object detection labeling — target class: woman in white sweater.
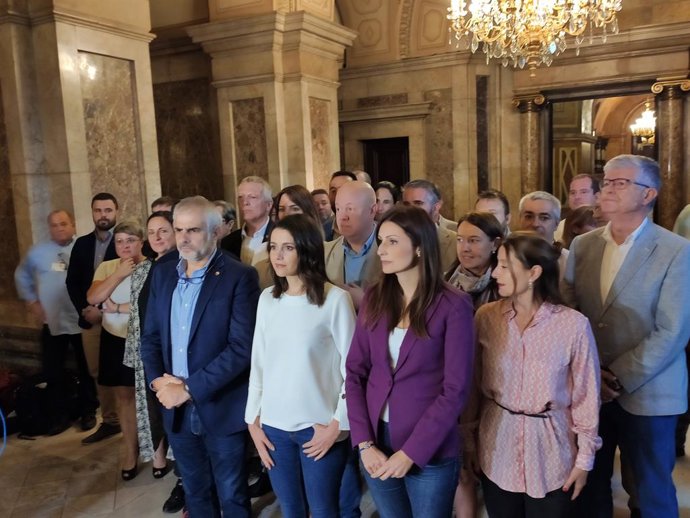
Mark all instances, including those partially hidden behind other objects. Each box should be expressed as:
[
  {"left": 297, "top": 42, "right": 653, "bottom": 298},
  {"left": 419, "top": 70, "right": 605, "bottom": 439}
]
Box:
[{"left": 245, "top": 214, "right": 356, "bottom": 518}]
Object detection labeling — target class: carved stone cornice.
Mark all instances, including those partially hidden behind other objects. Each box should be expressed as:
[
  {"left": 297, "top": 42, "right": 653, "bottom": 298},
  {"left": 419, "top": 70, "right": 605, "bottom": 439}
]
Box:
[
  {"left": 187, "top": 11, "right": 357, "bottom": 58},
  {"left": 339, "top": 102, "right": 433, "bottom": 123},
  {"left": 30, "top": 8, "right": 155, "bottom": 42},
  {"left": 512, "top": 94, "right": 546, "bottom": 113},
  {"left": 651, "top": 77, "right": 690, "bottom": 100}
]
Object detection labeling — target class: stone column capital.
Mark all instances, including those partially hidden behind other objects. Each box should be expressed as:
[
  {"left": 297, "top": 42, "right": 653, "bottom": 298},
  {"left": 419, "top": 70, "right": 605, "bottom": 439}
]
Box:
[
  {"left": 512, "top": 93, "right": 546, "bottom": 113},
  {"left": 651, "top": 77, "right": 690, "bottom": 100}
]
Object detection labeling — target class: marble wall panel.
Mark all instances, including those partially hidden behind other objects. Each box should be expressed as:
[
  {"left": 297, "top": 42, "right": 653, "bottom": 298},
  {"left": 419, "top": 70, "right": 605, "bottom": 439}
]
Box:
[
  {"left": 232, "top": 97, "right": 269, "bottom": 181},
  {"left": 424, "top": 88, "right": 454, "bottom": 219},
  {"left": 79, "top": 52, "right": 144, "bottom": 221},
  {"left": 0, "top": 84, "right": 20, "bottom": 300},
  {"left": 153, "top": 78, "right": 223, "bottom": 200},
  {"left": 309, "top": 97, "right": 331, "bottom": 189}
]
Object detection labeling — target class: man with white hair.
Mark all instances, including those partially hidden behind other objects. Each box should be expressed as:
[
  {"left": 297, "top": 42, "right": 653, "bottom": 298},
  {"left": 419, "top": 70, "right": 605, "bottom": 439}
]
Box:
[
  {"left": 221, "top": 176, "right": 274, "bottom": 265},
  {"left": 141, "top": 196, "right": 260, "bottom": 518},
  {"left": 518, "top": 190, "right": 568, "bottom": 280},
  {"left": 518, "top": 190, "right": 562, "bottom": 243},
  {"left": 563, "top": 155, "right": 690, "bottom": 518}
]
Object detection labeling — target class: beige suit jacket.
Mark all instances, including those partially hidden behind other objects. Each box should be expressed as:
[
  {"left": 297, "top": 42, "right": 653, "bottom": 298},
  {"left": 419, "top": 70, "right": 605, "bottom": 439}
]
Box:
[
  {"left": 439, "top": 214, "right": 457, "bottom": 232},
  {"left": 324, "top": 235, "right": 381, "bottom": 287},
  {"left": 438, "top": 225, "right": 458, "bottom": 274}
]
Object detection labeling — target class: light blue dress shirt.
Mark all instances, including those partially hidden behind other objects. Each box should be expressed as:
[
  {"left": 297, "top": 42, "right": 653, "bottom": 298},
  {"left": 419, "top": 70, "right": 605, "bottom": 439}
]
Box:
[
  {"left": 14, "top": 238, "right": 80, "bottom": 336},
  {"left": 170, "top": 252, "right": 215, "bottom": 379},
  {"left": 343, "top": 228, "right": 377, "bottom": 285}
]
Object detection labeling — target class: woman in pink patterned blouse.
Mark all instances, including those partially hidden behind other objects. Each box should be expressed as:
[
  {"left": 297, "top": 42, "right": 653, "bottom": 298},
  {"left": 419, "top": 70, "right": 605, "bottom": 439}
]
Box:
[{"left": 474, "top": 232, "right": 601, "bottom": 517}]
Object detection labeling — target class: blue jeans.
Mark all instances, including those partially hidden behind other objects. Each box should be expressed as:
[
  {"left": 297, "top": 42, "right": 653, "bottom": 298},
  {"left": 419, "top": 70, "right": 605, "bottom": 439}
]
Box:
[
  {"left": 263, "top": 424, "right": 349, "bottom": 518},
  {"left": 340, "top": 447, "right": 363, "bottom": 518},
  {"left": 167, "top": 405, "right": 249, "bottom": 518},
  {"left": 362, "top": 422, "right": 458, "bottom": 518},
  {"left": 575, "top": 401, "right": 678, "bottom": 518}
]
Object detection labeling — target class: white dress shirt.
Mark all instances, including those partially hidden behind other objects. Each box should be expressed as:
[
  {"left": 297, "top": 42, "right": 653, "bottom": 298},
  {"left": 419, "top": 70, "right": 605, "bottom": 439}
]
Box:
[
  {"left": 240, "top": 217, "right": 270, "bottom": 266},
  {"left": 600, "top": 218, "right": 648, "bottom": 303}
]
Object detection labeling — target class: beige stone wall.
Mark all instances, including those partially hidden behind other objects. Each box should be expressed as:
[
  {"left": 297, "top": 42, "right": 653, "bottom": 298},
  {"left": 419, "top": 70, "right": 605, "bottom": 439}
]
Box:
[
  {"left": 208, "top": 0, "right": 334, "bottom": 21},
  {"left": 617, "top": 0, "right": 690, "bottom": 28},
  {"left": 335, "top": 0, "right": 690, "bottom": 220},
  {"left": 338, "top": 55, "right": 524, "bottom": 221}
]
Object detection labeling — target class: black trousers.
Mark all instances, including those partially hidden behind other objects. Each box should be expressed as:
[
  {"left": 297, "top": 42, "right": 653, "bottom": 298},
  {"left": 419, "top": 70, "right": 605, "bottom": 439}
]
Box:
[
  {"left": 675, "top": 348, "right": 690, "bottom": 451},
  {"left": 481, "top": 474, "right": 574, "bottom": 518},
  {"left": 41, "top": 326, "right": 98, "bottom": 421}
]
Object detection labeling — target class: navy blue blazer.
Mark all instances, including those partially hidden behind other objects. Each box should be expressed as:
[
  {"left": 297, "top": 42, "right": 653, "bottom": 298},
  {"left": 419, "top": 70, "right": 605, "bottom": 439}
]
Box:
[
  {"left": 66, "top": 231, "right": 118, "bottom": 329},
  {"left": 140, "top": 250, "right": 260, "bottom": 435}
]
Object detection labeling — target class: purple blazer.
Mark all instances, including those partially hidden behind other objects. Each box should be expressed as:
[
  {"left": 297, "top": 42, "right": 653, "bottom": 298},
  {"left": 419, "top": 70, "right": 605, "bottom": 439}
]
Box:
[{"left": 346, "top": 284, "right": 475, "bottom": 467}]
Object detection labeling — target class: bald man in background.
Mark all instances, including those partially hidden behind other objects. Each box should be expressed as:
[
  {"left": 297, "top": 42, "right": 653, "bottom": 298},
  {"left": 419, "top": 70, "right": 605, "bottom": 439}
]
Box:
[{"left": 324, "top": 181, "right": 381, "bottom": 311}]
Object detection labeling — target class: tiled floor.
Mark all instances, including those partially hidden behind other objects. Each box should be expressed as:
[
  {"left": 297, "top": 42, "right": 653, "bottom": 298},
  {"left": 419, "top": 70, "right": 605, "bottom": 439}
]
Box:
[{"left": 1, "top": 421, "right": 689, "bottom": 517}]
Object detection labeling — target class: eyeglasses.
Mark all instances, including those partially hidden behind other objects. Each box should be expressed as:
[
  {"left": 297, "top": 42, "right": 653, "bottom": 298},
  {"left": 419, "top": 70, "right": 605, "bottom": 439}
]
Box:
[
  {"left": 115, "top": 237, "right": 141, "bottom": 246},
  {"left": 599, "top": 178, "right": 652, "bottom": 191}
]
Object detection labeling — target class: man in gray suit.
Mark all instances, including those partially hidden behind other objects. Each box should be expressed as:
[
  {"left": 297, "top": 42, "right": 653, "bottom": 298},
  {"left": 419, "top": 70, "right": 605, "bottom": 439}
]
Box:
[{"left": 563, "top": 154, "right": 690, "bottom": 518}]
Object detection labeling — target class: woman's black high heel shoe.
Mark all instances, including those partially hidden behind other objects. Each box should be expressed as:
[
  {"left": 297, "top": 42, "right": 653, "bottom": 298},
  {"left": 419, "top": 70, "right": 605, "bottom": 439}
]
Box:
[
  {"left": 121, "top": 462, "right": 138, "bottom": 481},
  {"left": 152, "top": 463, "right": 171, "bottom": 479}
]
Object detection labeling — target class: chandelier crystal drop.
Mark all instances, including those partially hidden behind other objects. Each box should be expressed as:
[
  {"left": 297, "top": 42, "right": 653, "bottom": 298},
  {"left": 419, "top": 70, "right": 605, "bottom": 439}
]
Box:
[{"left": 447, "top": 0, "right": 623, "bottom": 74}]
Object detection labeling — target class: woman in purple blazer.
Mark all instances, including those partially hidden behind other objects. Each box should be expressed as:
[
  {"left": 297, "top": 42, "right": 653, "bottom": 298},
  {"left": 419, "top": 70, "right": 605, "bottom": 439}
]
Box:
[{"left": 346, "top": 205, "right": 475, "bottom": 518}]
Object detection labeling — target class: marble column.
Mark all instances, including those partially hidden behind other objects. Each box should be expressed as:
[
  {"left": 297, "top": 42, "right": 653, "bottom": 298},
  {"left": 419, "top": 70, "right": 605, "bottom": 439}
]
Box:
[
  {"left": 513, "top": 94, "right": 546, "bottom": 194},
  {"left": 0, "top": 1, "right": 160, "bottom": 365},
  {"left": 187, "top": 10, "right": 356, "bottom": 200},
  {"left": 652, "top": 77, "right": 690, "bottom": 230}
]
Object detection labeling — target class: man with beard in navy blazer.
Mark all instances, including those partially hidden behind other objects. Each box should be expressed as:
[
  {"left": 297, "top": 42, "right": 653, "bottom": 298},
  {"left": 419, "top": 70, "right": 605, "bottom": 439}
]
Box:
[{"left": 141, "top": 196, "right": 260, "bottom": 518}]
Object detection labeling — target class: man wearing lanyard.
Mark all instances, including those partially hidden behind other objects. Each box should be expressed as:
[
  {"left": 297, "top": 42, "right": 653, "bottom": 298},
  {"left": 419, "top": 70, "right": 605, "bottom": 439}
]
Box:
[{"left": 15, "top": 210, "right": 98, "bottom": 434}]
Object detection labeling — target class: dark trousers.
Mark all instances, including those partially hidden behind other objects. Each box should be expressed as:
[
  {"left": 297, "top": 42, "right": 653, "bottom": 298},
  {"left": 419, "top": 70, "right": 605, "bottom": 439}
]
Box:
[
  {"left": 167, "top": 404, "right": 249, "bottom": 518},
  {"left": 41, "top": 326, "right": 98, "bottom": 421},
  {"left": 575, "top": 401, "right": 678, "bottom": 518},
  {"left": 675, "top": 348, "right": 690, "bottom": 453},
  {"left": 481, "top": 474, "right": 573, "bottom": 518},
  {"left": 340, "top": 447, "right": 363, "bottom": 518}
]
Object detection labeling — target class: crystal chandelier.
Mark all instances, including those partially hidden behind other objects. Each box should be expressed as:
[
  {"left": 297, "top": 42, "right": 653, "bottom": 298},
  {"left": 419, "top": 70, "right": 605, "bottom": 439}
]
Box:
[
  {"left": 630, "top": 101, "right": 656, "bottom": 140},
  {"left": 447, "top": 0, "right": 623, "bottom": 74}
]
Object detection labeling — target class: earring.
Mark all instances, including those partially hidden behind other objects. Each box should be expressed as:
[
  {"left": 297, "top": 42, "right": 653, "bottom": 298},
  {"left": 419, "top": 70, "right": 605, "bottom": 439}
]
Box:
[
  {"left": 528, "top": 280, "right": 534, "bottom": 289},
  {"left": 416, "top": 248, "right": 421, "bottom": 258}
]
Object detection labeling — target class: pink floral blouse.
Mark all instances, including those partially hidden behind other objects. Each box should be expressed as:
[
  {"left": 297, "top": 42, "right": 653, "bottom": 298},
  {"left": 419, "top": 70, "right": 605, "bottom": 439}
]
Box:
[{"left": 475, "top": 300, "right": 602, "bottom": 498}]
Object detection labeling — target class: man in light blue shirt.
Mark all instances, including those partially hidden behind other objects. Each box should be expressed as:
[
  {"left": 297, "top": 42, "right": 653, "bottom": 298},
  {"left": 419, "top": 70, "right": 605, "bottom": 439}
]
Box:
[
  {"left": 15, "top": 210, "right": 98, "bottom": 434},
  {"left": 141, "top": 196, "right": 260, "bottom": 518}
]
